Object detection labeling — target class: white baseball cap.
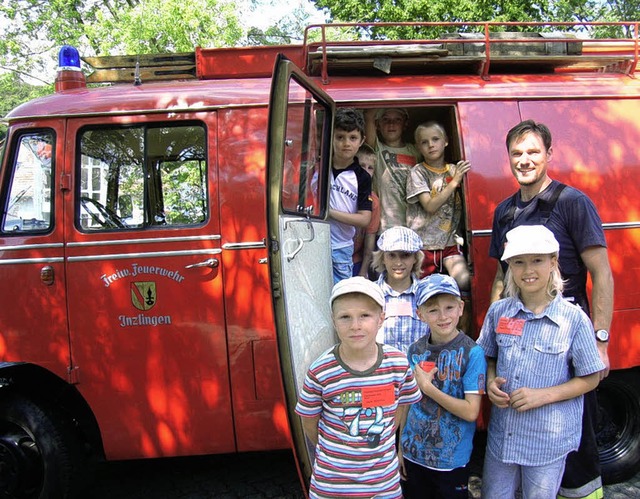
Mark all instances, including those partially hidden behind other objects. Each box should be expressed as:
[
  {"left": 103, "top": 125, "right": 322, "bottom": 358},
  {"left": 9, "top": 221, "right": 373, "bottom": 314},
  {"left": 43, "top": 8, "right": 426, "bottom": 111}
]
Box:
[
  {"left": 330, "top": 277, "right": 385, "bottom": 308},
  {"left": 501, "top": 225, "right": 560, "bottom": 261}
]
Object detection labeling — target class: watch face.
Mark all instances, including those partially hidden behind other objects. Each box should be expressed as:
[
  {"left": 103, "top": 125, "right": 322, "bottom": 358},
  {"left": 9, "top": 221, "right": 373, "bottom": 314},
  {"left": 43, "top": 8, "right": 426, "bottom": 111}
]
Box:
[{"left": 596, "top": 329, "right": 609, "bottom": 341}]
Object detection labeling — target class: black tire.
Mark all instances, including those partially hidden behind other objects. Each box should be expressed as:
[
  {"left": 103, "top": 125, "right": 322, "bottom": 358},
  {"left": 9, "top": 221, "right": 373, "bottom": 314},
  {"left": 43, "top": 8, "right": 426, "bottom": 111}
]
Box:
[
  {"left": 596, "top": 369, "right": 640, "bottom": 485},
  {"left": 0, "top": 392, "right": 85, "bottom": 498}
]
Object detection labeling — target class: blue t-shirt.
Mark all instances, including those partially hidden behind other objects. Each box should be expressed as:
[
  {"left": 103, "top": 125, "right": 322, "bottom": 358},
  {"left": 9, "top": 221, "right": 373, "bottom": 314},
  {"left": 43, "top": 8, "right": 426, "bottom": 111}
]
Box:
[
  {"left": 490, "top": 180, "right": 606, "bottom": 312},
  {"left": 401, "top": 332, "right": 487, "bottom": 470}
]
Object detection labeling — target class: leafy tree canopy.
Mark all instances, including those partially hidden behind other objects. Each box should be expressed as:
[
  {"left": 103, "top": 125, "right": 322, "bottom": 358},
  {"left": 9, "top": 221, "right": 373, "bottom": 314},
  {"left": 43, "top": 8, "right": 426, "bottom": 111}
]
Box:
[
  {"left": 0, "top": 72, "right": 52, "bottom": 139},
  {"left": 311, "top": 0, "right": 639, "bottom": 39},
  {"left": 0, "top": 0, "right": 323, "bottom": 116},
  {"left": 0, "top": 0, "right": 243, "bottom": 81}
]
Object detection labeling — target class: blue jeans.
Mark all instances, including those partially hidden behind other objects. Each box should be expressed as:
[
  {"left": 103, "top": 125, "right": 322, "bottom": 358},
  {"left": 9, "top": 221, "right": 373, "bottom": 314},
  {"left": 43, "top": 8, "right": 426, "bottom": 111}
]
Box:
[
  {"left": 332, "top": 244, "right": 353, "bottom": 284},
  {"left": 482, "top": 448, "right": 567, "bottom": 499}
]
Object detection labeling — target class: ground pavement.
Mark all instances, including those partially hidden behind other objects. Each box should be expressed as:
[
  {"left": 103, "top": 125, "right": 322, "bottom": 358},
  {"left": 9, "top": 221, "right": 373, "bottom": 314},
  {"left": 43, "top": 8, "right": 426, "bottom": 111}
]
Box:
[{"left": 90, "top": 444, "right": 640, "bottom": 498}]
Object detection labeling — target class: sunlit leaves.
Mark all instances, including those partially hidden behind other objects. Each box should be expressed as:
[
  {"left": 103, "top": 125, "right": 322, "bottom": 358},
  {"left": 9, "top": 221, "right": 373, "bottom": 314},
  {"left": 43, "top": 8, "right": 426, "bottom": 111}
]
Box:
[{"left": 0, "top": 0, "right": 243, "bottom": 81}]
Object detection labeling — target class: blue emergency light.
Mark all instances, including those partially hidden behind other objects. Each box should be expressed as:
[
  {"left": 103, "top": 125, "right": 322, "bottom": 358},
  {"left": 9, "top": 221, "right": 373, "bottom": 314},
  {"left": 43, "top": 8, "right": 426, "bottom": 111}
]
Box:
[{"left": 58, "top": 45, "right": 81, "bottom": 71}]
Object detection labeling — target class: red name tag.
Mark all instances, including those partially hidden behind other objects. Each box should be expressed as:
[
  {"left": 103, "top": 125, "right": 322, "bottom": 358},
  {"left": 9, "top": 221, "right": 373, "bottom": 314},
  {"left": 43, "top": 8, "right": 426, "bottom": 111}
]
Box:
[
  {"left": 496, "top": 317, "right": 525, "bottom": 336},
  {"left": 397, "top": 154, "right": 416, "bottom": 166},
  {"left": 361, "top": 385, "right": 395, "bottom": 408}
]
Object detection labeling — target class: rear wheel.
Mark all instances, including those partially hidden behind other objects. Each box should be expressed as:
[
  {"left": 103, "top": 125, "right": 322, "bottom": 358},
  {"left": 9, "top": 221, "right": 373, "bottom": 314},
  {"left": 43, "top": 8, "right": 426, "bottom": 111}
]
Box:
[
  {"left": 0, "top": 393, "right": 85, "bottom": 498},
  {"left": 596, "top": 369, "right": 640, "bottom": 484}
]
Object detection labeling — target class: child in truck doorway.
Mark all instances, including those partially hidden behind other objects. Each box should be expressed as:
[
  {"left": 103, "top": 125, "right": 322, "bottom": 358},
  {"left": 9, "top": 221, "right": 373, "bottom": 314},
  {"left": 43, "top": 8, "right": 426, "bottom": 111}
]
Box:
[
  {"left": 364, "top": 108, "right": 419, "bottom": 232},
  {"left": 329, "top": 108, "right": 373, "bottom": 284},
  {"left": 352, "top": 143, "right": 381, "bottom": 279},
  {"left": 406, "top": 121, "right": 471, "bottom": 330},
  {"left": 406, "top": 121, "right": 469, "bottom": 286}
]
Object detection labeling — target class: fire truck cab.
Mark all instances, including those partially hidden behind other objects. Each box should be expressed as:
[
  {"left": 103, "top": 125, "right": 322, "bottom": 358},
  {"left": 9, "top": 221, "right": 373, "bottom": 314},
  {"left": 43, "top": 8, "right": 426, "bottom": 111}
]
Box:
[{"left": 1, "top": 21, "right": 639, "bottom": 498}]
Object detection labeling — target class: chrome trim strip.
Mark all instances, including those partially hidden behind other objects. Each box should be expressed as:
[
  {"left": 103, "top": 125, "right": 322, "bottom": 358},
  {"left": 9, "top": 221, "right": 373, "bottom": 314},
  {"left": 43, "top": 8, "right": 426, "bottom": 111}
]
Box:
[
  {"left": 471, "top": 230, "right": 493, "bottom": 237},
  {"left": 602, "top": 222, "right": 640, "bottom": 230},
  {"left": 66, "top": 235, "right": 221, "bottom": 247},
  {"left": 0, "top": 243, "right": 64, "bottom": 251},
  {"left": 0, "top": 257, "right": 64, "bottom": 265},
  {"left": 67, "top": 248, "right": 222, "bottom": 262},
  {"left": 472, "top": 222, "right": 640, "bottom": 238},
  {"left": 222, "top": 241, "right": 266, "bottom": 250},
  {"left": 346, "top": 92, "right": 640, "bottom": 105},
  {"left": 9, "top": 103, "right": 268, "bottom": 121}
]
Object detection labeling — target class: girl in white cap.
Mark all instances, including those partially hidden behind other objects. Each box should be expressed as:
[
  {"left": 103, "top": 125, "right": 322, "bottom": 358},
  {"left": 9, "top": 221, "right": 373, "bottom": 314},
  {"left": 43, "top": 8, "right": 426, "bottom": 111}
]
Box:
[
  {"left": 477, "top": 225, "right": 604, "bottom": 499},
  {"left": 372, "top": 226, "right": 430, "bottom": 354}
]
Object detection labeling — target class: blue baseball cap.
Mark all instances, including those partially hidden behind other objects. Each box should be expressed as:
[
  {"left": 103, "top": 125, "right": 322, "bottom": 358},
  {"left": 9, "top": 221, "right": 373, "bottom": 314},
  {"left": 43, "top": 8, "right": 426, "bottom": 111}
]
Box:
[
  {"left": 416, "top": 274, "right": 461, "bottom": 307},
  {"left": 377, "top": 226, "right": 423, "bottom": 253}
]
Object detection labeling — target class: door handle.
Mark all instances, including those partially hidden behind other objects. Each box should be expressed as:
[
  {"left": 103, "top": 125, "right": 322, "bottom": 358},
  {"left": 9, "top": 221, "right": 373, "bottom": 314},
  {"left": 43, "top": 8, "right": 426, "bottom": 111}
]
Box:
[{"left": 185, "top": 258, "right": 219, "bottom": 269}]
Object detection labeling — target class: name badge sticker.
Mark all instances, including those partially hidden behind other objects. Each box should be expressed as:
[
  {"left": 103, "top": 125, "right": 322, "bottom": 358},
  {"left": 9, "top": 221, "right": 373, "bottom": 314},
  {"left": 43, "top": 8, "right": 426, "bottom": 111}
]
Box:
[
  {"left": 361, "top": 385, "right": 395, "bottom": 408},
  {"left": 385, "top": 301, "right": 414, "bottom": 317},
  {"left": 496, "top": 317, "right": 525, "bottom": 336}
]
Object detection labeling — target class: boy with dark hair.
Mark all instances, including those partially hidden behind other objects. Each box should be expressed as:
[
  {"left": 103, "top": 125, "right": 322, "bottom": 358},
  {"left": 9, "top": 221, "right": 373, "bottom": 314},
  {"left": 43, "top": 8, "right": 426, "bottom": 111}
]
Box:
[{"left": 329, "top": 108, "right": 372, "bottom": 283}]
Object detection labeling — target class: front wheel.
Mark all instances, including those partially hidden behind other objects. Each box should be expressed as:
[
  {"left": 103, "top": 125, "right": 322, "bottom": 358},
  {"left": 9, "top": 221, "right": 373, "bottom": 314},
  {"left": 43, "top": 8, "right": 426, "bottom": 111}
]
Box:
[
  {"left": 596, "top": 369, "right": 640, "bottom": 484},
  {"left": 0, "top": 392, "right": 85, "bottom": 498}
]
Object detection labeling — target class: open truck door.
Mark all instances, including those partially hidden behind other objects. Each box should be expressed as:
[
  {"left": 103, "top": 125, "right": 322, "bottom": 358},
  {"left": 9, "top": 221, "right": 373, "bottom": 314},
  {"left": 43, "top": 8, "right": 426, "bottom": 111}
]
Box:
[{"left": 266, "top": 55, "right": 336, "bottom": 490}]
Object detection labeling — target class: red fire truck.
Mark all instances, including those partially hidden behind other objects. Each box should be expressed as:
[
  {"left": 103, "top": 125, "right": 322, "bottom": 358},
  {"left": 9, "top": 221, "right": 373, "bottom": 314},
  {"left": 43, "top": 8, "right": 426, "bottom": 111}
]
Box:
[{"left": 1, "top": 21, "right": 639, "bottom": 498}]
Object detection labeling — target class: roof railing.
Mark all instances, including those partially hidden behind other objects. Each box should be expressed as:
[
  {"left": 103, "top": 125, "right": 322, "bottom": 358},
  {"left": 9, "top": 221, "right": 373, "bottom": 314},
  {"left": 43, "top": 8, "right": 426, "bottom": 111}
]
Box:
[
  {"left": 302, "top": 21, "right": 640, "bottom": 82},
  {"left": 81, "top": 21, "right": 639, "bottom": 84}
]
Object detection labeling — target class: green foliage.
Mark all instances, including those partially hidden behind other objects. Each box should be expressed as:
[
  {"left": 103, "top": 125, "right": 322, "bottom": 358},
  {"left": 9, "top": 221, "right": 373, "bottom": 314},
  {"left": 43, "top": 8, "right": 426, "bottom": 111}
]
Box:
[
  {"left": 86, "top": 0, "right": 243, "bottom": 54},
  {"left": 0, "top": 0, "right": 244, "bottom": 81},
  {"left": 0, "top": 72, "right": 53, "bottom": 140},
  {"left": 311, "top": 0, "right": 639, "bottom": 39},
  {"left": 245, "top": 1, "right": 325, "bottom": 45}
]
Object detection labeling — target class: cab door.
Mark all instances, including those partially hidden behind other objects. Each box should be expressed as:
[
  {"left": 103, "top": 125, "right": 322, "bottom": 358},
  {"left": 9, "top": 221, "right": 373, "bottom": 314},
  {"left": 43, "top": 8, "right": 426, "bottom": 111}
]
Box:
[
  {"left": 0, "top": 122, "right": 69, "bottom": 378},
  {"left": 64, "top": 113, "right": 235, "bottom": 460},
  {"left": 266, "top": 55, "right": 336, "bottom": 485}
]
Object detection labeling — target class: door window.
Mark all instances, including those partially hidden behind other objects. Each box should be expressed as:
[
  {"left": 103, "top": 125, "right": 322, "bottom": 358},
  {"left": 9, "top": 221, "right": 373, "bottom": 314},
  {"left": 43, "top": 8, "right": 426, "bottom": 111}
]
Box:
[
  {"left": 77, "top": 124, "right": 207, "bottom": 231},
  {"left": 1, "top": 131, "right": 54, "bottom": 233},
  {"left": 281, "top": 79, "right": 327, "bottom": 218}
]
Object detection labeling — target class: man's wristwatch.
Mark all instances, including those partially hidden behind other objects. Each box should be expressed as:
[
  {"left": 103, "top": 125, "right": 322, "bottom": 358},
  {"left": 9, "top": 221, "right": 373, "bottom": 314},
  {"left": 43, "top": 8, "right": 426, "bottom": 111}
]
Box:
[{"left": 595, "top": 329, "right": 610, "bottom": 342}]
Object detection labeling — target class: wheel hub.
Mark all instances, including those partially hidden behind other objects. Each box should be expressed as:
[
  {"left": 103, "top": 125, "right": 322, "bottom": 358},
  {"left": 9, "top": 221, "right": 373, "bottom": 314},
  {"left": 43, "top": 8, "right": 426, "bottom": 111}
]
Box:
[{"left": 0, "top": 429, "right": 43, "bottom": 497}]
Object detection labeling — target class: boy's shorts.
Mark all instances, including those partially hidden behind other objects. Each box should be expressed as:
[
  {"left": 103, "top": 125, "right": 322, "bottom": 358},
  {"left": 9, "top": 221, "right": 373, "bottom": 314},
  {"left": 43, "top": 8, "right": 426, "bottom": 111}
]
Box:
[
  {"left": 420, "top": 245, "right": 463, "bottom": 277},
  {"left": 332, "top": 244, "right": 354, "bottom": 284}
]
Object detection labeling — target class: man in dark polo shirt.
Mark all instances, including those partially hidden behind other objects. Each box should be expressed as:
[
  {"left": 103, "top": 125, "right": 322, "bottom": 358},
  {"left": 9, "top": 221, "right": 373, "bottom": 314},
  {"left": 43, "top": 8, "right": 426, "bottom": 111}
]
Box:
[{"left": 490, "top": 119, "right": 614, "bottom": 499}]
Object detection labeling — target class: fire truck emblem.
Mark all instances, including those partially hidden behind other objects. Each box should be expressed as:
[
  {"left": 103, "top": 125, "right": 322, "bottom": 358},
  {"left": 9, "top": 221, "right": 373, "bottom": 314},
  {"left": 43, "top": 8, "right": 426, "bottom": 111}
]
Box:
[{"left": 131, "top": 281, "right": 156, "bottom": 311}]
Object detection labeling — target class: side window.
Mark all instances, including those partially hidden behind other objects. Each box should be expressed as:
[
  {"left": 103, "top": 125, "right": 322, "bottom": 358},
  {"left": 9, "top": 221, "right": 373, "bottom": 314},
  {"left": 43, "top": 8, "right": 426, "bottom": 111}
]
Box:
[
  {"left": 281, "top": 77, "right": 329, "bottom": 218},
  {"left": 77, "top": 124, "right": 207, "bottom": 231},
  {"left": 1, "top": 131, "right": 54, "bottom": 234}
]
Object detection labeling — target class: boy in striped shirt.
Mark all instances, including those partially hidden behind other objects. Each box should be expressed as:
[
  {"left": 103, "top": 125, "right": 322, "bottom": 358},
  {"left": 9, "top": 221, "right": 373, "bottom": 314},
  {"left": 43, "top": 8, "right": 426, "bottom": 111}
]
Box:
[{"left": 296, "top": 277, "right": 422, "bottom": 498}]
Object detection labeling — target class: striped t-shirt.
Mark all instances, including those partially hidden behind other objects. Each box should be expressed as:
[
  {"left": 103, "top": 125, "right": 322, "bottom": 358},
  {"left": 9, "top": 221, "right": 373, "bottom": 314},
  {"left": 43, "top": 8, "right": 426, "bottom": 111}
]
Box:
[{"left": 296, "top": 343, "right": 421, "bottom": 498}]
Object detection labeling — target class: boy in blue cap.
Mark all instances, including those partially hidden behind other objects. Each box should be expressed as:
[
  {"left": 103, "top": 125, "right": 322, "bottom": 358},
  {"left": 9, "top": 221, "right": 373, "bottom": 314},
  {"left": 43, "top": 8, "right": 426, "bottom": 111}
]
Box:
[{"left": 399, "top": 274, "right": 487, "bottom": 499}]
